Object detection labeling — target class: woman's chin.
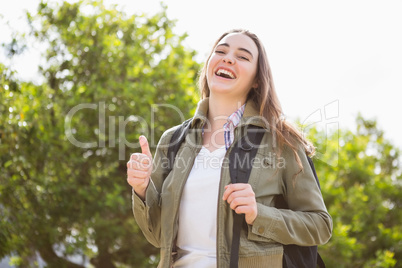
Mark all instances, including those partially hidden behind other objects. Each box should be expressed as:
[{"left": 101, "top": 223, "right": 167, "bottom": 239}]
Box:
[{"left": 209, "top": 86, "right": 235, "bottom": 95}]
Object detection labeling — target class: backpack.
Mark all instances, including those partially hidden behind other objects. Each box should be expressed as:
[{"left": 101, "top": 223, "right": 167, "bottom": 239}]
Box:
[{"left": 164, "top": 118, "right": 326, "bottom": 268}]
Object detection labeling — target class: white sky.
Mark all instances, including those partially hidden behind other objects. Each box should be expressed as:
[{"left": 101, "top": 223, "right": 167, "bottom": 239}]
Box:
[{"left": 1, "top": 0, "right": 402, "bottom": 149}]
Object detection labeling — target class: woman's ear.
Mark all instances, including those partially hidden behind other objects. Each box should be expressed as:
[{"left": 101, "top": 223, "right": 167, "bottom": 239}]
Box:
[{"left": 252, "top": 77, "right": 259, "bottom": 89}]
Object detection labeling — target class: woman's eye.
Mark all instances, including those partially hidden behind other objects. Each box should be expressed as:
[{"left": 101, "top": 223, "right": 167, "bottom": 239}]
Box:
[
  {"left": 215, "top": 50, "right": 225, "bottom": 54},
  {"left": 239, "top": 56, "right": 249, "bottom": 61}
]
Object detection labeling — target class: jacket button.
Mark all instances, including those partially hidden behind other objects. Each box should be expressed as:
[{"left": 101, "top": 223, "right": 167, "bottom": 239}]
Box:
[{"left": 258, "top": 227, "right": 265, "bottom": 234}]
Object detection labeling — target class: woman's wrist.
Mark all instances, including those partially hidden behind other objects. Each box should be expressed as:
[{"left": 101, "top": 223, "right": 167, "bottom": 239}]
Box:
[{"left": 133, "top": 187, "right": 146, "bottom": 201}]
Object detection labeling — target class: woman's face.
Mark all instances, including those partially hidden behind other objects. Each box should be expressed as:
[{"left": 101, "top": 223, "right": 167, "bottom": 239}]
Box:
[{"left": 206, "top": 33, "right": 259, "bottom": 99}]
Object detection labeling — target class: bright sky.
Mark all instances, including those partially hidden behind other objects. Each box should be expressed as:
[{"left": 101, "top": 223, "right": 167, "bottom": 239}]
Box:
[{"left": 1, "top": 0, "right": 402, "bottom": 149}]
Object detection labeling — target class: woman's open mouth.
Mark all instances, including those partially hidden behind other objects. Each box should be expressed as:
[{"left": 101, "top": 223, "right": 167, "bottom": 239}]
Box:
[{"left": 215, "top": 68, "right": 236, "bottom": 79}]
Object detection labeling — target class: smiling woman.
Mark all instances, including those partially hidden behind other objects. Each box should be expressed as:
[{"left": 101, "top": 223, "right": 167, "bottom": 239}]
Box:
[{"left": 128, "top": 29, "right": 332, "bottom": 268}]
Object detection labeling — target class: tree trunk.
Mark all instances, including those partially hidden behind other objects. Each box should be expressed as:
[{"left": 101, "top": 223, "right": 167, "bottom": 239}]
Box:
[{"left": 38, "top": 240, "right": 84, "bottom": 268}]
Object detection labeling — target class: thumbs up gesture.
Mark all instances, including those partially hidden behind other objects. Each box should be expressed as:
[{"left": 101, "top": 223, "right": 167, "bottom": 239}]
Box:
[{"left": 127, "top": 135, "right": 153, "bottom": 200}]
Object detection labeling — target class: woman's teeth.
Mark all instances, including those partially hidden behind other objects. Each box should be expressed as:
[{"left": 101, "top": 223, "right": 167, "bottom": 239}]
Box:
[{"left": 216, "top": 69, "right": 235, "bottom": 79}]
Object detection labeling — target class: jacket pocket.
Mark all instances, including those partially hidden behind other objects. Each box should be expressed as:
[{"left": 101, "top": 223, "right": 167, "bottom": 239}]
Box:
[{"left": 239, "top": 228, "right": 283, "bottom": 257}]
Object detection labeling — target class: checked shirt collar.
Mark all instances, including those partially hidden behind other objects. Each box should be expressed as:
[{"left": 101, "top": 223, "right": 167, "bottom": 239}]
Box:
[{"left": 202, "top": 103, "right": 246, "bottom": 150}]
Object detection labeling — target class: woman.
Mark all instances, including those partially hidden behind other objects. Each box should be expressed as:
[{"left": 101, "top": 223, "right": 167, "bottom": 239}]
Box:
[{"left": 127, "top": 29, "right": 332, "bottom": 268}]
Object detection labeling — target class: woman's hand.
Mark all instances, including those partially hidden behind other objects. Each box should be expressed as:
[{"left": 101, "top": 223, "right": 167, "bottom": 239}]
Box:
[
  {"left": 222, "top": 183, "right": 258, "bottom": 225},
  {"left": 127, "top": 136, "right": 153, "bottom": 200}
]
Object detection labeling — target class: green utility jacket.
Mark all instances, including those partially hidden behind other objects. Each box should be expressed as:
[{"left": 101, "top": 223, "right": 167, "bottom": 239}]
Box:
[{"left": 133, "top": 98, "right": 332, "bottom": 268}]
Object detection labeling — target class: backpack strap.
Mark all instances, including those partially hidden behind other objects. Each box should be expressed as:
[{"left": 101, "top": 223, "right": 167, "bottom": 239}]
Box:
[
  {"left": 307, "top": 154, "right": 326, "bottom": 268},
  {"left": 229, "top": 126, "right": 265, "bottom": 268},
  {"left": 307, "top": 155, "right": 321, "bottom": 190},
  {"left": 163, "top": 118, "right": 193, "bottom": 179}
]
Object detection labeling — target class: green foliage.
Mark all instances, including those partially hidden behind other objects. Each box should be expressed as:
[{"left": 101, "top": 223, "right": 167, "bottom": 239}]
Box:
[
  {"left": 308, "top": 115, "right": 402, "bottom": 267},
  {"left": 1, "top": 0, "right": 199, "bottom": 267}
]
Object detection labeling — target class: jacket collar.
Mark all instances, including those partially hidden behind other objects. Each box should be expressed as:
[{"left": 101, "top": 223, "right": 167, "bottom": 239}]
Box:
[{"left": 191, "top": 98, "right": 270, "bottom": 130}]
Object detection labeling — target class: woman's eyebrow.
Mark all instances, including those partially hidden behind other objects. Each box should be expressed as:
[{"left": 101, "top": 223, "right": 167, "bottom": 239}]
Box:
[{"left": 216, "top": 43, "right": 254, "bottom": 59}]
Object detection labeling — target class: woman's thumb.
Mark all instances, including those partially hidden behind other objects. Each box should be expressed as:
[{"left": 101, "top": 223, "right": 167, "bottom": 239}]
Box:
[{"left": 139, "top": 135, "right": 152, "bottom": 158}]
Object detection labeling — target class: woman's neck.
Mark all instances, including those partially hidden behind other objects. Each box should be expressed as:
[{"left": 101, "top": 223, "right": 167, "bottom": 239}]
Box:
[{"left": 207, "top": 95, "right": 246, "bottom": 129}]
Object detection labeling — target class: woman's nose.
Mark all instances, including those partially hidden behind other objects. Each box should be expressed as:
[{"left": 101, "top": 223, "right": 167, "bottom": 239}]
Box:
[{"left": 223, "top": 55, "right": 235, "bottom": 65}]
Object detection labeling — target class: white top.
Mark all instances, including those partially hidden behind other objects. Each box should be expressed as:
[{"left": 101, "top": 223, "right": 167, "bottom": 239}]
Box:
[{"left": 173, "top": 145, "right": 226, "bottom": 268}]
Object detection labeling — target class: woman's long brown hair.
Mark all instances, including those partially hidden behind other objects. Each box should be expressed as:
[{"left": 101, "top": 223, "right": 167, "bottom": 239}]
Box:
[{"left": 198, "top": 29, "right": 315, "bottom": 177}]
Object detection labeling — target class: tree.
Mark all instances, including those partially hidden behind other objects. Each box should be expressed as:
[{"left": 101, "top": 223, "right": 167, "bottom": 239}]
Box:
[
  {"left": 308, "top": 115, "right": 402, "bottom": 267},
  {"left": 0, "top": 0, "right": 200, "bottom": 267}
]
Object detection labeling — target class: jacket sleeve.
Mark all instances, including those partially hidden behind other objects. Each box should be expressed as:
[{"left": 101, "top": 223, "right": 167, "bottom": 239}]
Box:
[
  {"left": 132, "top": 128, "right": 174, "bottom": 248},
  {"left": 247, "top": 144, "right": 333, "bottom": 246}
]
